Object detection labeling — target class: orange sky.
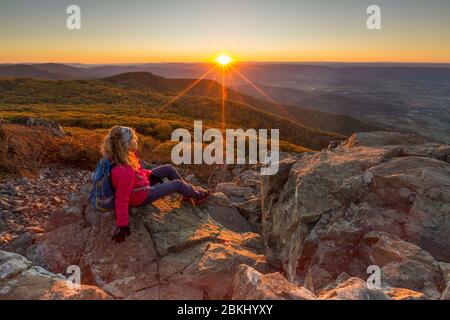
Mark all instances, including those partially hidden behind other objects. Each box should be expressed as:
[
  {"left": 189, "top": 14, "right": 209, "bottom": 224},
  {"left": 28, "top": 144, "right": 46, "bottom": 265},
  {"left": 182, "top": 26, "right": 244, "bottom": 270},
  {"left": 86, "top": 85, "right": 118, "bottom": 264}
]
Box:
[{"left": 1, "top": 0, "right": 449, "bottom": 64}]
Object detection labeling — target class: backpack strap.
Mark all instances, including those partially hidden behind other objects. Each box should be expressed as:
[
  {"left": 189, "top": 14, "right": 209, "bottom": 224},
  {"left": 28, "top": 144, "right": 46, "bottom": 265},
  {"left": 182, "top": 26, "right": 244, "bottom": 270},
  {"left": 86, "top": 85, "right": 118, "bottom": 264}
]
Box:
[{"left": 108, "top": 161, "right": 117, "bottom": 192}]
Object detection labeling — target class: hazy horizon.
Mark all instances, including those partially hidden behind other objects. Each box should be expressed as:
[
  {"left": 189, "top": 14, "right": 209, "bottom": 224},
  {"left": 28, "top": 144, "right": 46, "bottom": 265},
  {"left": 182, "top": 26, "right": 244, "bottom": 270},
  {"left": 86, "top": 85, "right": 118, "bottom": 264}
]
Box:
[{"left": 2, "top": 61, "right": 450, "bottom": 67}]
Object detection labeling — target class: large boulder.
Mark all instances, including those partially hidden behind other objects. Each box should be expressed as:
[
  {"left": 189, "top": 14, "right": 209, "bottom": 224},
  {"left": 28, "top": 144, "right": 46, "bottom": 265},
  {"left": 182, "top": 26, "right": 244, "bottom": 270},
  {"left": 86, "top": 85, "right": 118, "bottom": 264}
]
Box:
[
  {"left": 440, "top": 262, "right": 450, "bottom": 300},
  {"left": 8, "top": 117, "right": 65, "bottom": 137},
  {"left": 342, "top": 131, "right": 431, "bottom": 148},
  {"left": 24, "top": 193, "right": 270, "bottom": 300},
  {"left": 318, "top": 276, "right": 389, "bottom": 300},
  {"left": 233, "top": 198, "right": 262, "bottom": 233},
  {"left": 232, "top": 264, "right": 317, "bottom": 300},
  {"left": 317, "top": 273, "right": 425, "bottom": 300},
  {"left": 0, "top": 250, "right": 111, "bottom": 300},
  {"left": 440, "top": 286, "right": 450, "bottom": 300},
  {"left": 232, "top": 264, "right": 425, "bottom": 301},
  {"left": 261, "top": 156, "right": 300, "bottom": 275},
  {"left": 362, "top": 232, "right": 443, "bottom": 299},
  {"left": 215, "top": 182, "right": 257, "bottom": 203},
  {"left": 262, "top": 131, "right": 450, "bottom": 299},
  {"left": 215, "top": 168, "right": 264, "bottom": 232}
]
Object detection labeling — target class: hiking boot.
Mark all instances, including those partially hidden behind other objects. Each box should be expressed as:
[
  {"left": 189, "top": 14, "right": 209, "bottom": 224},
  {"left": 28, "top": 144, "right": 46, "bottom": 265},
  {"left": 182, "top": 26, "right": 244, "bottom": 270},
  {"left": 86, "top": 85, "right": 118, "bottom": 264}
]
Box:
[
  {"left": 182, "top": 190, "right": 211, "bottom": 206},
  {"left": 193, "top": 190, "right": 212, "bottom": 205}
]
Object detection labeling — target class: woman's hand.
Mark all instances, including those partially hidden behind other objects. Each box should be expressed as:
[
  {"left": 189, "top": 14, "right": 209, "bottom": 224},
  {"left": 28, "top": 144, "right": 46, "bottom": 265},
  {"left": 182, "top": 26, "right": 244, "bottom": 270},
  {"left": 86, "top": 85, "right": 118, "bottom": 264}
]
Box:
[{"left": 112, "top": 226, "right": 131, "bottom": 243}]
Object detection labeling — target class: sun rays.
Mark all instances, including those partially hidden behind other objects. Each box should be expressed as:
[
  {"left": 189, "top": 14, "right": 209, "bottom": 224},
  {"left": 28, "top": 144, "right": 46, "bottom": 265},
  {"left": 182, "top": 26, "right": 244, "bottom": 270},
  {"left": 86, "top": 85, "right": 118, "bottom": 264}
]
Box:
[
  {"left": 166, "top": 65, "right": 219, "bottom": 106},
  {"left": 165, "top": 54, "right": 283, "bottom": 133}
]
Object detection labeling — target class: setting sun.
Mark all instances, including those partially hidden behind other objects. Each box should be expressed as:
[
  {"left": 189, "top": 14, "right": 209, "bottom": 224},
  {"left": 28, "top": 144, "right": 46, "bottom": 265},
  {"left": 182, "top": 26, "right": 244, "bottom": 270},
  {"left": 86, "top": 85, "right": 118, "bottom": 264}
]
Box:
[{"left": 216, "top": 54, "right": 233, "bottom": 65}]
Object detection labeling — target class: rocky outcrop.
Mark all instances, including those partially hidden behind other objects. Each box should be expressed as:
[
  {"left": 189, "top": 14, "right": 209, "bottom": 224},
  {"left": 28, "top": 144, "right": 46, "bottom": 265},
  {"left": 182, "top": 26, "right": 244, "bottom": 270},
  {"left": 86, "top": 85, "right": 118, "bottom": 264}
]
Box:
[
  {"left": 440, "top": 262, "right": 450, "bottom": 300},
  {"left": 360, "top": 232, "right": 443, "bottom": 299},
  {"left": 0, "top": 250, "right": 111, "bottom": 300},
  {"left": 442, "top": 285, "right": 450, "bottom": 300},
  {"left": 2, "top": 130, "right": 449, "bottom": 300},
  {"left": 232, "top": 264, "right": 317, "bottom": 300},
  {"left": 0, "top": 167, "right": 91, "bottom": 248},
  {"left": 233, "top": 198, "right": 262, "bottom": 233},
  {"left": 214, "top": 168, "right": 264, "bottom": 233},
  {"left": 341, "top": 131, "right": 432, "bottom": 148},
  {"left": 23, "top": 193, "right": 269, "bottom": 300},
  {"left": 216, "top": 182, "right": 256, "bottom": 203},
  {"left": 262, "top": 132, "right": 450, "bottom": 299},
  {"left": 232, "top": 265, "right": 425, "bottom": 300},
  {"left": 318, "top": 272, "right": 426, "bottom": 300},
  {"left": 318, "top": 276, "right": 389, "bottom": 300},
  {"left": 8, "top": 117, "right": 65, "bottom": 137}
]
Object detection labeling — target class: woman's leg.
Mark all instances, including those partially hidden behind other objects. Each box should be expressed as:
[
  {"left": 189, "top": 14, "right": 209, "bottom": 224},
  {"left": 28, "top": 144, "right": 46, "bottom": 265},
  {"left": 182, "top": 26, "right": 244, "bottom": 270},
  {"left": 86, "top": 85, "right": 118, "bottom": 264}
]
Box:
[
  {"left": 141, "top": 179, "right": 204, "bottom": 205},
  {"left": 151, "top": 164, "right": 183, "bottom": 182}
]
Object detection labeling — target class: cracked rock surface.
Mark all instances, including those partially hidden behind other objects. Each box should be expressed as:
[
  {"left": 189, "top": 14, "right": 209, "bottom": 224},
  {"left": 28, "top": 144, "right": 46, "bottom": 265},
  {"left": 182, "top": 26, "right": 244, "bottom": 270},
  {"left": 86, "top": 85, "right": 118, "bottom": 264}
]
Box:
[
  {"left": 1, "top": 130, "right": 450, "bottom": 300},
  {"left": 0, "top": 250, "right": 111, "bottom": 300},
  {"left": 23, "top": 193, "right": 269, "bottom": 299},
  {"left": 262, "top": 131, "right": 450, "bottom": 299}
]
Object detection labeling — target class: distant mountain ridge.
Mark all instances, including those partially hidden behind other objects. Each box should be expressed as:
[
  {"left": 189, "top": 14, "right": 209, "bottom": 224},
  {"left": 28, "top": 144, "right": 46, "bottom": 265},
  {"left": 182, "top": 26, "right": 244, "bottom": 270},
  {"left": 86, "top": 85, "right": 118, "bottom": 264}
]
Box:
[
  {"left": 1, "top": 62, "right": 450, "bottom": 82},
  {"left": 0, "top": 65, "right": 65, "bottom": 80},
  {"left": 0, "top": 63, "right": 209, "bottom": 80},
  {"left": 236, "top": 64, "right": 450, "bottom": 83}
]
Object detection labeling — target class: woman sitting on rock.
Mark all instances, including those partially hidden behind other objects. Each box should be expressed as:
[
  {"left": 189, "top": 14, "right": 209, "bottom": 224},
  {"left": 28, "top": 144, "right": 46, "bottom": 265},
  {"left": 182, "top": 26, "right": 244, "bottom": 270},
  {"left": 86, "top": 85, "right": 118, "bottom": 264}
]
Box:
[{"left": 102, "top": 126, "right": 211, "bottom": 243}]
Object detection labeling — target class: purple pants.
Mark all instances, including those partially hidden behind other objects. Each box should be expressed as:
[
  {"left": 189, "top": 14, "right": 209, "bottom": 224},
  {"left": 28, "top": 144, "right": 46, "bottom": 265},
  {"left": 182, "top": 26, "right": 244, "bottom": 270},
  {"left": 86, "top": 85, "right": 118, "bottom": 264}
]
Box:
[{"left": 140, "top": 165, "right": 203, "bottom": 205}]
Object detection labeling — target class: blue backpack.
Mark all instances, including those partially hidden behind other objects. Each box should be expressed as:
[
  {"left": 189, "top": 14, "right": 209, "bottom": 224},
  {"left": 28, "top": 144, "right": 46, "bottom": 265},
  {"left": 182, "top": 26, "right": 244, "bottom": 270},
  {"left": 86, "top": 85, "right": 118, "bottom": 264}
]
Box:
[{"left": 89, "top": 158, "right": 116, "bottom": 211}]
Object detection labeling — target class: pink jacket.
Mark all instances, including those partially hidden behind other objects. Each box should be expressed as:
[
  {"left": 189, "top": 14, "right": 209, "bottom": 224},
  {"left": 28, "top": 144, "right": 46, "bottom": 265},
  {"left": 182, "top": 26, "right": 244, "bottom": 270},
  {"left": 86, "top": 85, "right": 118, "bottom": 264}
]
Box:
[{"left": 111, "top": 163, "right": 152, "bottom": 227}]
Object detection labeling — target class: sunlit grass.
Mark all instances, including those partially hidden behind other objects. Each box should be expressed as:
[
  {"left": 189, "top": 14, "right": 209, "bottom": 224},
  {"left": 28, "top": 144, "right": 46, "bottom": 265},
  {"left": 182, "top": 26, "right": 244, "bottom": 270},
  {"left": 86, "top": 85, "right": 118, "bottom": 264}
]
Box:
[{"left": 0, "top": 77, "right": 338, "bottom": 151}]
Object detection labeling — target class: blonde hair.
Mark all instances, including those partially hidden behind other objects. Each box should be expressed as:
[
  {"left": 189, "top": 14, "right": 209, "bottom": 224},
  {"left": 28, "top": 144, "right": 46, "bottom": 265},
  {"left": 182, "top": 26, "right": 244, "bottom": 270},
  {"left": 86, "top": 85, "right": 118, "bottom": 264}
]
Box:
[{"left": 102, "top": 126, "right": 140, "bottom": 170}]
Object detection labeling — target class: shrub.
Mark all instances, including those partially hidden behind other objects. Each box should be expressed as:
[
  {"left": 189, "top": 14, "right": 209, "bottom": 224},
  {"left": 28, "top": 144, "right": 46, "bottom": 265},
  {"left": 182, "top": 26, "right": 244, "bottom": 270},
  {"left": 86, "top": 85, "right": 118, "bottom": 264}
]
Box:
[
  {"left": 0, "top": 124, "right": 60, "bottom": 177},
  {"left": 152, "top": 123, "right": 173, "bottom": 141}
]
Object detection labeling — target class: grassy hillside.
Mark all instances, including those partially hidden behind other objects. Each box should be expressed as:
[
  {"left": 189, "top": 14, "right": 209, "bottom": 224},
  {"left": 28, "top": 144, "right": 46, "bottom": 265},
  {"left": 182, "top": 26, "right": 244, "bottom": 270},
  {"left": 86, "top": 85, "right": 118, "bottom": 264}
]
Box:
[
  {"left": 104, "top": 72, "right": 382, "bottom": 136},
  {"left": 0, "top": 124, "right": 159, "bottom": 178},
  {"left": 0, "top": 75, "right": 345, "bottom": 151}
]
